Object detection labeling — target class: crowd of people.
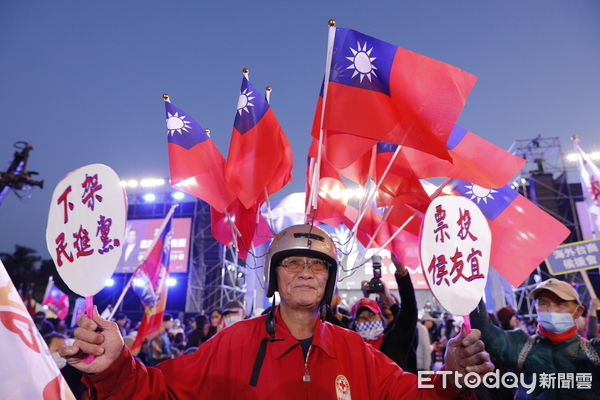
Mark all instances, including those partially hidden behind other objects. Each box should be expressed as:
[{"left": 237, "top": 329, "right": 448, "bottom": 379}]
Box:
[{"left": 25, "top": 223, "right": 597, "bottom": 399}]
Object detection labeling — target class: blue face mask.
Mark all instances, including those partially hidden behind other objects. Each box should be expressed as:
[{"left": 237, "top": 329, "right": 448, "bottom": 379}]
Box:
[
  {"left": 355, "top": 320, "right": 384, "bottom": 341},
  {"left": 537, "top": 311, "right": 575, "bottom": 334}
]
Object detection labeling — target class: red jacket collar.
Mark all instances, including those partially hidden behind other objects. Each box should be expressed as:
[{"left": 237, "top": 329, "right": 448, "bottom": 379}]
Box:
[
  {"left": 270, "top": 306, "right": 337, "bottom": 360},
  {"left": 537, "top": 324, "right": 577, "bottom": 345}
]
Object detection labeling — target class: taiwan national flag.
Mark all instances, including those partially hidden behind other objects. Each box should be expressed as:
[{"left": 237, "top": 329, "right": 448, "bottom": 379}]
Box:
[
  {"left": 341, "top": 204, "right": 423, "bottom": 270},
  {"left": 225, "top": 76, "right": 293, "bottom": 209},
  {"left": 210, "top": 199, "right": 271, "bottom": 260},
  {"left": 306, "top": 155, "right": 348, "bottom": 228},
  {"left": 310, "top": 82, "right": 378, "bottom": 171},
  {"left": 452, "top": 179, "right": 571, "bottom": 287},
  {"left": 373, "top": 141, "right": 431, "bottom": 212},
  {"left": 166, "top": 99, "right": 235, "bottom": 214},
  {"left": 401, "top": 126, "right": 526, "bottom": 189},
  {"left": 41, "top": 278, "right": 69, "bottom": 320},
  {"left": 318, "top": 27, "right": 477, "bottom": 161},
  {"left": 130, "top": 214, "right": 173, "bottom": 355}
]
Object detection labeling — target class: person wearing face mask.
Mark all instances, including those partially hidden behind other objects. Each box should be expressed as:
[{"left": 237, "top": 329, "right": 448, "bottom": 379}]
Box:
[
  {"left": 222, "top": 300, "right": 246, "bottom": 327},
  {"left": 351, "top": 254, "right": 418, "bottom": 373},
  {"left": 470, "top": 278, "right": 600, "bottom": 399}
]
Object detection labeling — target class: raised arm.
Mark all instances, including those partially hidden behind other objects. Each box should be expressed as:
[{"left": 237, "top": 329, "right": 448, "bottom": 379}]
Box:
[
  {"left": 379, "top": 255, "right": 418, "bottom": 370},
  {"left": 468, "top": 300, "right": 529, "bottom": 369}
]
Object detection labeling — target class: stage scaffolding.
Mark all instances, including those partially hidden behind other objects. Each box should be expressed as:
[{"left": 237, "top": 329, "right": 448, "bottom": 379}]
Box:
[
  {"left": 508, "top": 136, "right": 590, "bottom": 317},
  {"left": 126, "top": 190, "right": 246, "bottom": 314}
]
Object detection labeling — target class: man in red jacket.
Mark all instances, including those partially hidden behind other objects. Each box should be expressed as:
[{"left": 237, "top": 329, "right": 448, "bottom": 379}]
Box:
[{"left": 61, "top": 224, "right": 493, "bottom": 399}]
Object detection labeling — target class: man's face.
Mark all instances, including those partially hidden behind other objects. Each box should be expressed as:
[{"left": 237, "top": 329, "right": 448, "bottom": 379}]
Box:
[
  {"left": 126, "top": 229, "right": 137, "bottom": 245},
  {"left": 424, "top": 320, "right": 433, "bottom": 329},
  {"left": 535, "top": 290, "right": 583, "bottom": 318},
  {"left": 355, "top": 309, "right": 380, "bottom": 324},
  {"left": 164, "top": 319, "right": 173, "bottom": 330},
  {"left": 276, "top": 256, "right": 328, "bottom": 310}
]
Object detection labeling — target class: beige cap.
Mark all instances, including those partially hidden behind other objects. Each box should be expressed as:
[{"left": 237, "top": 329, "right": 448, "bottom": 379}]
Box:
[{"left": 530, "top": 278, "right": 581, "bottom": 305}]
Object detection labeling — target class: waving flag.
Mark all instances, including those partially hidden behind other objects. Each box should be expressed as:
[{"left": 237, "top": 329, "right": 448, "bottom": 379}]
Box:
[
  {"left": 130, "top": 213, "right": 173, "bottom": 355},
  {"left": 210, "top": 200, "right": 271, "bottom": 260},
  {"left": 225, "top": 75, "right": 293, "bottom": 209},
  {"left": 373, "top": 141, "right": 431, "bottom": 212},
  {"left": 572, "top": 138, "right": 600, "bottom": 237},
  {"left": 41, "top": 277, "right": 69, "bottom": 320},
  {"left": 452, "top": 179, "right": 570, "bottom": 287},
  {"left": 0, "top": 260, "right": 74, "bottom": 399},
  {"left": 306, "top": 156, "right": 348, "bottom": 228},
  {"left": 166, "top": 98, "right": 235, "bottom": 214},
  {"left": 316, "top": 27, "right": 477, "bottom": 161},
  {"left": 401, "top": 126, "right": 525, "bottom": 189},
  {"left": 310, "top": 83, "right": 377, "bottom": 170},
  {"left": 342, "top": 204, "right": 423, "bottom": 270}
]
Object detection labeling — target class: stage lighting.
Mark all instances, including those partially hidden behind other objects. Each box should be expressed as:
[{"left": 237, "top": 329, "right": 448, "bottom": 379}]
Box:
[
  {"left": 166, "top": 277, "right": 177, "bottom": 287},
  {"left": 143, "top": 193, "right": 156, "bottom": 202},
  {"left": 105, "top": 278, "right": 115, "bottom": 287},
  {"left": 172, "top": 191, "right": 185, "bottom": 200},
  {"left": 133, "top": 277, "right": 144, "bottom": 287},
  {"left": 140, "top": 178, "right": 166, "bottom": 188}
]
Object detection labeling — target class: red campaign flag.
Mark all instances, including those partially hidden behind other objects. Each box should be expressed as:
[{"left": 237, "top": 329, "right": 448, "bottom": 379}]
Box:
[
  {"left": 210, "top": 200, "right": 271, "bottom": 260},
  {"left": 373, "top": 142, "right": 431, "bottom": 212},
  {"left": 165, "top": 99, "right": 235, "bottom": 214},
  {"left": 41, "top": 279, "right": 69, "bottom": 320},
  {"left": 401, "top": 126, "right": 526, "bottom": 189},
  {"left": 318, "top": 27, "right": 477, "bottom": 161},
  {"left": 452, "top": 179, "right": 571, "bottom": 287},
  {"left": 225, "top": 76, "right": 293, "bottom": 209}
]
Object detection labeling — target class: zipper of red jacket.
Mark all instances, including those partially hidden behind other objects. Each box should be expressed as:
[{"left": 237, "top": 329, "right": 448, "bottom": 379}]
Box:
[{"left": 303, "top": 345, "right": 312, "bottom": 382}]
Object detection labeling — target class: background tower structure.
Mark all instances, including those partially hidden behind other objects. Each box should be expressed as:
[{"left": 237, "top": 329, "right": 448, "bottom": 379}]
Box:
[{"left": 508, "top": 136, "right": 594, "bottom": 317}]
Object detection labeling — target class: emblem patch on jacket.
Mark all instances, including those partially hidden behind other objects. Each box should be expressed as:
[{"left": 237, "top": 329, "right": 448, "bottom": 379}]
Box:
[{"left": 335, "top": 374, "right": 351, "bottom": 400}]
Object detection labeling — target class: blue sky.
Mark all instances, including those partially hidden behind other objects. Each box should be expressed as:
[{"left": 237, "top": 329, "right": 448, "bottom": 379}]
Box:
[{"left": 1, "top": 1, "right": 599, "bottom": 257}]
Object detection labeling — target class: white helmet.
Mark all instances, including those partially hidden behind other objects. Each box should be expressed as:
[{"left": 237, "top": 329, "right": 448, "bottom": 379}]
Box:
[{"left": 264, "top": 224, "right": 338, "bottom": 305}]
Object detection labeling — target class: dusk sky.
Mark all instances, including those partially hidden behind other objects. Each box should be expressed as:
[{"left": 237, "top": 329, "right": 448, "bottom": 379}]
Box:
[{"left": 1, "top": 1, "right": 599, "bottom": 258}]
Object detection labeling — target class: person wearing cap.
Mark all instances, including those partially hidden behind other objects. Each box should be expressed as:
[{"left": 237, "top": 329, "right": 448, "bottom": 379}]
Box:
[
  {"left": 61, "top": 224, "right": 493, "bottom": 399},
  {"left": 469, "top": 278, "right": 600, "bottom": 399},
  {"left": 350, "top": 255, "right": 419, "bottom": 372}
]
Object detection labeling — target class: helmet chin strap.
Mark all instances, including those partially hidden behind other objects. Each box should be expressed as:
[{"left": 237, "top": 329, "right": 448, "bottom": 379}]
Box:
[
  {"left": 249, "top": 296, "right": 281, "bottom": 387},
  {"left": 320, "top": 303, "right": 331, "bottom": 322}
]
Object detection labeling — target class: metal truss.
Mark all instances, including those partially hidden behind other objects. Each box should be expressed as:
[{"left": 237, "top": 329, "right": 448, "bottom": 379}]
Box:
[{"left": 509, "top": 136, "right": 592, "bottom": 313}]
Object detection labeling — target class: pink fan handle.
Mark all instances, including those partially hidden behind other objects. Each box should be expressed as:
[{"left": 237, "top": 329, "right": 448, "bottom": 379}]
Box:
[
  {"left": 463, "top": 314, "right": 471, "bottom": 333},
  {"left": 83, "top": 296, "right": 95, "bottom": 364}
]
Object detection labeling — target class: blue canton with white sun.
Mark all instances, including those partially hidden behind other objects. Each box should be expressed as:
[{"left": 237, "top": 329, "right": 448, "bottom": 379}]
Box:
[
  {"left": 234, "top": 77, "right": 269, "bottom": 135},
  {"left": 330, "top": 28, "right": 396, "bottom": 95},
  {"left": 453, "top": 180, "right": 519, "bottom": 221},
  {"left": 165, "top": 102, "right": 209, "bottom": 150}
]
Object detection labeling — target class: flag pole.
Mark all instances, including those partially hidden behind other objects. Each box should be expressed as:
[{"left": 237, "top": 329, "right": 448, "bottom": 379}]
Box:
[
  {"left": 107, "top": 204, "right": 179, "bottom": 321},
  {"left": 571, "top": 136, "right": 599, "bottom": 299},
  {"left": 342, "top": 146, "right": 402, "bottom": 265},
  {"left": 307, "top": 19, "right": 337, "bottom": 219},
  {"left": 365, "top": 178, "right": 454, "bottom": 263},
  {"left": 350, "top": 146, "right": 402, "bottom": 236}
]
